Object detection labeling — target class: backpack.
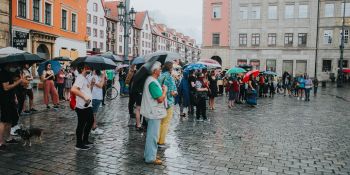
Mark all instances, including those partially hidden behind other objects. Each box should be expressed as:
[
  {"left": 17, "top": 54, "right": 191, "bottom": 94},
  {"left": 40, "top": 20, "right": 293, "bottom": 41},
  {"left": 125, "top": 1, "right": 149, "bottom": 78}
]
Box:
[{"left": 69, "top": 91, "right": 76, "bottom": 110}]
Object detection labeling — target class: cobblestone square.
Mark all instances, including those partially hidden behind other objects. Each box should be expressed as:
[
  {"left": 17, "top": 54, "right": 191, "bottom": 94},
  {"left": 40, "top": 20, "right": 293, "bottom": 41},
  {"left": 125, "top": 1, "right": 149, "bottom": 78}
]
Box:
[{"left": 0, "top": 84, "right": 350, "bottom": 175}]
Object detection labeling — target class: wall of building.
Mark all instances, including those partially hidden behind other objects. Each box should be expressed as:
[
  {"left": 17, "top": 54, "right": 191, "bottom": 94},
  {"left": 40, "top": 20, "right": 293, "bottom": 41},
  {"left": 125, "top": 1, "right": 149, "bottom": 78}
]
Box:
[
  {"left": 55, "top": 37, "right": 86, "bottom": 59},
  {"left": 87, "top": 0, "right": 106, "bottom": 53},
  {"left": 0, "top": 0, "right": 10, "bottom": 48}
]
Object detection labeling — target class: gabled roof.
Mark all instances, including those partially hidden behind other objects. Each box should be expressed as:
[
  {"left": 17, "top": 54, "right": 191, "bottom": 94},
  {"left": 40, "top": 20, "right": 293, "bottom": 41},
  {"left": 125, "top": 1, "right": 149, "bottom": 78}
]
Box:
[
  {"left": 134, "top": 11, "right": 146, "bottom": 29},
  {"left": 103, "top": 0, "right": 119, "bottom": 21}
]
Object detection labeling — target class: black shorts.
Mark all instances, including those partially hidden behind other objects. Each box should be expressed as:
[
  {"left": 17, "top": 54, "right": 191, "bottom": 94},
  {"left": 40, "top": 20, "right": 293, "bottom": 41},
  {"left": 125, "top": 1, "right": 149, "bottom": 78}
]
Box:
[
  {"left": 24, "top": 89, "right": 34, "bottom": 100},
  {"left": 0, "top": 103, "right": 19, "bottom": 124},
  {"left": 135, "top": 93, "right": 142, "bottom": 106}
]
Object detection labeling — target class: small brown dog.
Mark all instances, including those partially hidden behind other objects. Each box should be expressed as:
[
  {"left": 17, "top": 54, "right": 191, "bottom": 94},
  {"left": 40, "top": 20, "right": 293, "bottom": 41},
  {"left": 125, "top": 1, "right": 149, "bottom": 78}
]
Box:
[{"left": 15, "top": 127, "right": 44, "bottom": 147}]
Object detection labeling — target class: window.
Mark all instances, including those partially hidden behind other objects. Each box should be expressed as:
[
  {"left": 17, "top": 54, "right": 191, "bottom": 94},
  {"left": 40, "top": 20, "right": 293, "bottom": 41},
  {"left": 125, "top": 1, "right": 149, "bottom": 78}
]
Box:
[
  {"left": 87, "top": 14, "right": 91, "bottom": 23},
  {"left": 87, "top": 27, "right": 91, "bottom": 36},
  {"left": 93, "top": 16, "right": 97, "bottom": 25},
  {"left": 87, "top": 41, "right": 91, "bottom": 49},
  {"left": 45, "top": 3, "right": 52, "bottom": 25},
  {"left": 322, "top": 60, "right": 332, "bottom": 72},
  {"left": 100, "top": 30, "right": 104, "bottom": 39},
  {"left": 285, "top": 5, "right": 294, "bottom": 19},
  {"left": 240, "top": 6, "right": 248, "bottom": 20},
  {"left": 268, "top": 33, "right": 277, "bottom": 46},
  {"left": 146, "top": 24, "right": 148, "bottom": 30},
  {"left": 100, "top": 42, "right": 103, "bottom": 50},
  {"left": 212, "top": 33, "right": 220, "bottom": 46},
  {"left": 93, "top": 29, "right": 97, "bottom": 37},
  {"left": 251, "top": 33, "right": 260, "bottom": 46},
  {"left": 72, "top": 13, "right": 77, "bottom": 32},
  {"left": 338, "top": 60, "right": 348, "bottom": 68},
  {"left": 33, "top": 0, "right": 40, "bottom": 22},
  {"left": 299, "top": 5, "right": 308, "bottom": 18},
  {"left": 268, "top": 6, "right": 277, "bottom": 19},
  {"left": 238, "top": 59, "right": 247, "bottom": 65},
  {"left": 340, "top": 29, "right": 349, "bottom": 44},
  {"left": 296, "top": 60, "right": 307, "bottom": 75},
  {"left": 142, "top": 41, "right": 144, "bottom": 47},
  {"left": 251, "top": 6, "right": 261, "bottom": 19},
  {"left": 18, "top": 0, "right": 26, "bottom": 18},
  {"left": 92, "top": 41, "right": 97, "bottom": 49},
  {"left": 119, "top": 46, "right": 122, "bottom": 53},
  {"left": 324, "top": 4, "right": 334, "bottom": 17},
  {"left": 323, "top": 30, "right": 333, "bottom": 44},
  {"left": 298, "top": 33, "right": 307, "bottom": 46},
  {"left": 239, "top": 34, "right": 247, "bottom": 46},
  {"left": 93, "top": 3, "right": 98, "bottom": 12},
  {"left": 119, "top": 35, "right": 122, "bottom": 42},
  {"left": 283, "top": 60, "right": 293, "bottom": 74},
  {"left": 341, "top": 3, "right": 350, "bottom": 17},
  {"left": 284, "top": 33, "right": 293, "bottom": 46},
  {"left": 106, "top": 44, "right": 109, "bottom": 51},
  {"left": 266, "top": 60, "right": 276, "bottom": 72},
  {"left": 100, "top": 18, "right": 104, "bottom": 26},
  {"left": 212, "top": 5, "right": 221, "bottom": 19},
  {"left": 61, "top": 9, "right": 67, "bottom": 30}
]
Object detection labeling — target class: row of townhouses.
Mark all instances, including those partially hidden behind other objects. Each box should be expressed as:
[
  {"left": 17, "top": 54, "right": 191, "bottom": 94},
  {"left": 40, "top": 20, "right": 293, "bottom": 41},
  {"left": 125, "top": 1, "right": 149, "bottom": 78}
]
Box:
[
  {"left": 0, "top": 0, "right": 200, "bottom": 63},
  {"left": 202, "top": 0, "right": 350, "bottom": 80}
]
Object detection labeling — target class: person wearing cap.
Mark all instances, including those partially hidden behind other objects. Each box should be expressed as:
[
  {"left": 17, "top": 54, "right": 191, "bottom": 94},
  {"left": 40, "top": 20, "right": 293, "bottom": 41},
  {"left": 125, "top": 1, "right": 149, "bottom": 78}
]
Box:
[{"left": 141, "top": 61, "right": 167, "bottom": 165}]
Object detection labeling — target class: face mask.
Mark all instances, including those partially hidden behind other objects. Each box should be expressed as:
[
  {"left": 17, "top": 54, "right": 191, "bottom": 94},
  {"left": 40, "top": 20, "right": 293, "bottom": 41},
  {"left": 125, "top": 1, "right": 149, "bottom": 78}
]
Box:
[
  {"left": 86, "top": 71, "right": 91, "bottom": 75},
  {"left": 198, "top": 77, "right": 204, "bottom": 81}
]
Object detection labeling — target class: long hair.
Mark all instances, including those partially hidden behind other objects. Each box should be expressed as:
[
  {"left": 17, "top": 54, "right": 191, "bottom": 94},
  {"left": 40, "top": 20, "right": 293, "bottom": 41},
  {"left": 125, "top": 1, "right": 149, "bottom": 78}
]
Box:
[{"left": 162, "top": 61, "right": 173, "bottom": 72}]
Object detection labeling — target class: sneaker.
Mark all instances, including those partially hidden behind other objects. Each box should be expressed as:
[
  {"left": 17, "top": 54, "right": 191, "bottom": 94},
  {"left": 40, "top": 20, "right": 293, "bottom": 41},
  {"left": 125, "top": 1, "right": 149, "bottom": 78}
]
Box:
[
  {"left": 6, "top": 139, "right": 19, "bottom": 144},
  {"left": 197, "top": 118, "right": 203, "bottom": 122},
  {"left": 53, "top": 105, "right": 59, "bottom": 109},
  {"left": 75, "top": 145, "right": 91, "bottom": 151},
  {"left": 158, "top": 144, "right": 170, "bottom": 149},
  {"left": 10, "top": 126, "right": 20, "bottom": 136},
  {"left": 91, "top": 128, "right": 104, "bottom": 135},
  {"left": 21, "top": 111, "right": 31, "bottom": 116},
  {"left": 30, "top": 108, "right": 38, "bottom": 112},
  {"left": 46, "top": 105, "right": 51, "bottom": 109},
  {"left": 302, "top": 98, "right": 305, "bottom": 101},
  {"left": 203, "top": 118, "right": 209, "bottom": 122}
]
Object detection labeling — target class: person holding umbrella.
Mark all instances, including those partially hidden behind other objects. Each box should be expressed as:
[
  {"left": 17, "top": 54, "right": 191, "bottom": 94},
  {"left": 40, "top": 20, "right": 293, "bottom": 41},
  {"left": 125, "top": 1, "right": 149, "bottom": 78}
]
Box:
[
  {"left": 41, "top": 63, "right": 60, "bottom": 109},
  {"left": 141, "top": 61, "right": 167, "bottom": 165},
  {"left": 0, "top": 63, "right": 29, "bottom": 150}
]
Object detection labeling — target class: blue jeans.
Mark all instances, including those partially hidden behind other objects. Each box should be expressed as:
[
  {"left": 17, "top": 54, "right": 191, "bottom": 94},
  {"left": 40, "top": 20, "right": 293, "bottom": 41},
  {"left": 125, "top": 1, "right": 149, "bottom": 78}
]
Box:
[
  {"left": 119, "top": 80, "right": 126, "bottom": 94},
  {"left": 144, "top": 118, "right": 161, "bottom": 163}
]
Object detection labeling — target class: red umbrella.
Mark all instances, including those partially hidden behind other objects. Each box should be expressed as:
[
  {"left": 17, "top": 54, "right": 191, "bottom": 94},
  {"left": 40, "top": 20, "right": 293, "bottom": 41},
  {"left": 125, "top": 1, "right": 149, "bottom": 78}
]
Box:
[
  {"left": 343, "top": 68, "right": 350, "bottom": 73},
  {"left": 243, "top": 70, "right": 260, "bottom": 82}
]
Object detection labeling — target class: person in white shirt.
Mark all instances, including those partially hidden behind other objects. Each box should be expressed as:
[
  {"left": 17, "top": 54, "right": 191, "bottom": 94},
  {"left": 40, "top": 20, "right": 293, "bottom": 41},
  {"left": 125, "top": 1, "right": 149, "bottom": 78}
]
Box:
[
  {"left": 88, "top": 70, "right": 105, "bottom": 135},
  {"left": 71, "top": 65, "right": 94, "bottom": 151}
]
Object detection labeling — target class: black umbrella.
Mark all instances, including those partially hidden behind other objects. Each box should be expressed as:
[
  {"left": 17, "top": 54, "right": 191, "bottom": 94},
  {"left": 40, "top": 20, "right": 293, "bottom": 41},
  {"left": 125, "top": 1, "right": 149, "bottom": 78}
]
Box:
[
  {"left": 0, "top": 53, "right": 44, "bottom": 64},
  {"left": 53, "top": 56, "right": 71, "bottom": 62},
  {"left": 98, "top": 52, "right": 124, "bottom": 62},
  {"left": 71, "top": 55, "right": 117, "bottom": 70}
]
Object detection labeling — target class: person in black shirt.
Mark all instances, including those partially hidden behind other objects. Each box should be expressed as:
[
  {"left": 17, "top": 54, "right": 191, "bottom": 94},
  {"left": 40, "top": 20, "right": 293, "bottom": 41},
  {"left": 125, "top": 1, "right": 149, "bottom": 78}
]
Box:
[
  {"left": 0, "top": 64, "right": 28, "bottom": 150},
  {"left": 188, "top": 70, "right": 196, "bottom": 115}
]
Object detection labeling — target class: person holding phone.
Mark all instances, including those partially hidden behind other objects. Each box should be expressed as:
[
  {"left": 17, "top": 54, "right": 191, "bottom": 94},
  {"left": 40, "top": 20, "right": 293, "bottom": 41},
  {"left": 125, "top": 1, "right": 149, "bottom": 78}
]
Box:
[
  {"left": 41, "top": 63, "right": 59, "bottom": 109},
  {"left": 71, "top": 65, "right": 93, "bottom": 150}
]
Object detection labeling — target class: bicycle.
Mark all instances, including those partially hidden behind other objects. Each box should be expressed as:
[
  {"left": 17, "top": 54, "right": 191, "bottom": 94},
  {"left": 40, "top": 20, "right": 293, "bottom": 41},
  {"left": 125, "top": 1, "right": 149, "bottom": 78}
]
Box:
[{"left": 105, "top": 78, "right": 119, "bottom": 100}]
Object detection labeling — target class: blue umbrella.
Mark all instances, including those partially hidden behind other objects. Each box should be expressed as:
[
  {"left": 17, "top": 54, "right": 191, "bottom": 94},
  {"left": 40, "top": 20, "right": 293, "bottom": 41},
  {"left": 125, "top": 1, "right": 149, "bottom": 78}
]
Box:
[
  {"left": 132, "top": 56, "right": 145, "bottom": 65},
  {"left": 263, "top": 70, "right": 278, "bottom": 76},
  {"left": 184, "top": 63, "right": 206, "bottom": 73},
  {"left": 37, "top": 60, "right": 62, "bottom": 76}
]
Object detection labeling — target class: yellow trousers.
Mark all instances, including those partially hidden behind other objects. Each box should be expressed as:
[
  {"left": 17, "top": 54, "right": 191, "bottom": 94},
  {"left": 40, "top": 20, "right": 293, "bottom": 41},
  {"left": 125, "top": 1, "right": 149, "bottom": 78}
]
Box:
[{"left": 158, "top": 107, "right": 174, "bottom": 145}]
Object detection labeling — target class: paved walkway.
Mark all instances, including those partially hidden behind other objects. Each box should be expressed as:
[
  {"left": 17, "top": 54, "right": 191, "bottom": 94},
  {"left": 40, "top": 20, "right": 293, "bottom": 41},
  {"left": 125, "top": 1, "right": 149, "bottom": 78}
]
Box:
[{"left": 1, "top": 83, "right": 350, "bottom": 175}]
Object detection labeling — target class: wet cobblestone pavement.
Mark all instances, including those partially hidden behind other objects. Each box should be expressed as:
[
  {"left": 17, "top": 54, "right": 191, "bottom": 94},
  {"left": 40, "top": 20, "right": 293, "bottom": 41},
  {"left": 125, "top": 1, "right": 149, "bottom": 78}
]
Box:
[{"left": 1, "top": 84, "right": 350, "bottom": 175}]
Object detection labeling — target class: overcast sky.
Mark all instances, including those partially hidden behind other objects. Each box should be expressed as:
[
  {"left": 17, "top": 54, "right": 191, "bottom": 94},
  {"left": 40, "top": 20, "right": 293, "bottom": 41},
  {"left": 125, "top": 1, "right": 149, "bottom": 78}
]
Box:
[{"left": 129, "top": 0, "right": 203, "bottom": 44}]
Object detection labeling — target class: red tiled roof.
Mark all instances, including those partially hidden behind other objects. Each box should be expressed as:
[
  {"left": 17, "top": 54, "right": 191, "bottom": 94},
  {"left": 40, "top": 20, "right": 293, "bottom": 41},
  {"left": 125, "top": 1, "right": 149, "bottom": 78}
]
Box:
[
  {"left": 103, "top": 0, "right": 119, "bottom": 20},
  {"left": 134, "top": 11, "right": 146, "bottom": 29}
]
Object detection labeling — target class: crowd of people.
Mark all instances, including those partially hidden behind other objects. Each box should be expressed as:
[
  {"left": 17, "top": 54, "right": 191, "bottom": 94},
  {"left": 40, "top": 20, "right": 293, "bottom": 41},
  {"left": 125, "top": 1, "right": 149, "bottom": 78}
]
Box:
[{"left": 0, "top": 58, "right": 322, "bottom": 166}]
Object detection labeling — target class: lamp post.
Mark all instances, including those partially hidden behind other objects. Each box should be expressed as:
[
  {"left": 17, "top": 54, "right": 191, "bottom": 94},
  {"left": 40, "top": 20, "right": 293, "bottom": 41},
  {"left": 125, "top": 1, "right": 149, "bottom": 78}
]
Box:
[
  {"left": 117, "top": 0, "right": 136, "bottom": 65},
  {"left": 338, "top": 0, "right": 346, "bottom": 87}
]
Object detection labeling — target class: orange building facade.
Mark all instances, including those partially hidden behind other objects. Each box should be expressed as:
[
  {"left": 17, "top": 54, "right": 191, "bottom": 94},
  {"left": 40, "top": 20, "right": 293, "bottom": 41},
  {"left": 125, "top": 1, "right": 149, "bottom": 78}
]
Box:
[{"left": 11, "top": 0, "right": 87, "bottom": 59}]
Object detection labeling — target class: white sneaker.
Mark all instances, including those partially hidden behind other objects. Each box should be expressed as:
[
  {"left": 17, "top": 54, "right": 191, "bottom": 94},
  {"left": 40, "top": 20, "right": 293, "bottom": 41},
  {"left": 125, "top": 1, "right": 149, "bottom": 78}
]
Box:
[
  {"left": 91, "top": 128, "right": 104, "bottom": 135},
  {"left": 297, "top": 97, "right": 300, "bottom": 100},
  {"left": 302, "top": 98, "right": 305, "bottom": 100},
  {"left": 10, "top": 126, "right": 20, "bottom": 136}
]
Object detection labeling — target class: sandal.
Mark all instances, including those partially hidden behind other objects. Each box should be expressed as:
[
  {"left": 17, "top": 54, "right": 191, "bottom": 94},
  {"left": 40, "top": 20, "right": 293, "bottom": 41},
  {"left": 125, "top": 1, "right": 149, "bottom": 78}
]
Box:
[{"left": 146, "top": 159, "right": 162, "bottom": 165}]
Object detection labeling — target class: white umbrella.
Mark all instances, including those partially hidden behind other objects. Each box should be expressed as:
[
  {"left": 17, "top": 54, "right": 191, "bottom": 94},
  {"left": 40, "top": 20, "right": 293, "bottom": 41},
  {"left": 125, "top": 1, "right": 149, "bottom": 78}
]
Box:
[{"left": 0, "top": 47, "right": 26, "bottom": 58}]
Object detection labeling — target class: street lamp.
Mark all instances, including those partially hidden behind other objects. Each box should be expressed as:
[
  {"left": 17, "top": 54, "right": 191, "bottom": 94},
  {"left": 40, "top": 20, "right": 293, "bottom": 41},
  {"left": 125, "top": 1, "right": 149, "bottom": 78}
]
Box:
[
  {"left": 117, "top": 0, "right": 136, "bottom": 64},
  {"left": 338, "top": 0, "right": 346, "bottom": 87}
]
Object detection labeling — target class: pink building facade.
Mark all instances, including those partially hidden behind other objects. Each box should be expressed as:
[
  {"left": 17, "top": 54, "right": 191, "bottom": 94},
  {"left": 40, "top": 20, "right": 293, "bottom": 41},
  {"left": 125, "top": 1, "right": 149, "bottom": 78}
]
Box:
[{"left": 202, "top": 0, "right": 231, "bottom": 67}]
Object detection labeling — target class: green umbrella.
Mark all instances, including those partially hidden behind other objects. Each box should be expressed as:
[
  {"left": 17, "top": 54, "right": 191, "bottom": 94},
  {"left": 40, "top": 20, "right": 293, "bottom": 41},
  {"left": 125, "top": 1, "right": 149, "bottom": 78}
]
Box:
[{"left": 226, "top": 67, "right": 246, "bottom": 74}]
